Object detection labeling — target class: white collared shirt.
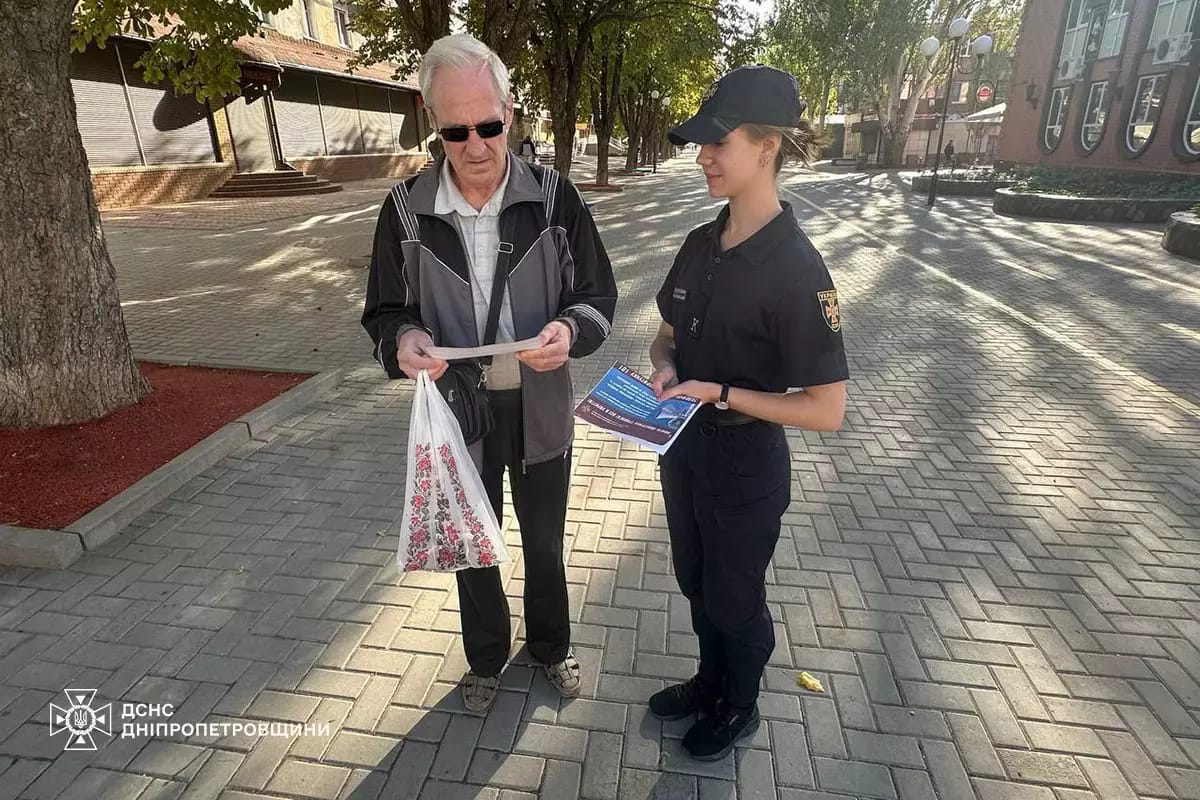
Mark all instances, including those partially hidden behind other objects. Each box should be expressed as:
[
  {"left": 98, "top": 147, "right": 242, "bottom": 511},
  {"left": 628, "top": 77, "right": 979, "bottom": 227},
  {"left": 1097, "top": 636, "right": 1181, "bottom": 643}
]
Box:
[{"left": 435, "top": 156, "right": 522, "bottom": 389}]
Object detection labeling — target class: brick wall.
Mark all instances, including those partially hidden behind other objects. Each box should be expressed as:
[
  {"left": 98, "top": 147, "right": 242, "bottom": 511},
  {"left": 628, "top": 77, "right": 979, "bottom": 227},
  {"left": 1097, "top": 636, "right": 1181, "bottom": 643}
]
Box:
[
  {"left": 290, "top": 153, "right": 427, "bottom": 182},
  {"left": 998, "top": 0, "right": 1200, "bottom": 175},
  {"left": 91, "top": 164, "right": 236, "bottom": 210},
  {"left": 210, "top": 98, "right": 236, "bottom": 163}
]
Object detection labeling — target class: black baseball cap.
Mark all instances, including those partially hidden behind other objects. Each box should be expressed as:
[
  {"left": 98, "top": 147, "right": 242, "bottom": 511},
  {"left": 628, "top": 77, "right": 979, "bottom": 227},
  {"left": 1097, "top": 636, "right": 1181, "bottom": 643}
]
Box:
[{"left": 668, "top": 65, "right": 807, "bottom": 145}]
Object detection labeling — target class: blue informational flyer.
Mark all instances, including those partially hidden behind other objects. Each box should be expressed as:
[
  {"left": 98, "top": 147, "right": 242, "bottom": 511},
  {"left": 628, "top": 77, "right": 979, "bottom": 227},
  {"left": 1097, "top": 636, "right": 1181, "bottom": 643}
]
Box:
[{"left": 574, "top": 362, "right": 702, "bottom": 454}]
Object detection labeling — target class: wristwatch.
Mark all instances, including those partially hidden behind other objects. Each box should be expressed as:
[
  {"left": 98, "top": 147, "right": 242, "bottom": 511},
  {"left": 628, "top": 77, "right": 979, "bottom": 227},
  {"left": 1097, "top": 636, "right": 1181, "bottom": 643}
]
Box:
[{"left": 715, "top": 384, "right": 731, "bottom": 411}]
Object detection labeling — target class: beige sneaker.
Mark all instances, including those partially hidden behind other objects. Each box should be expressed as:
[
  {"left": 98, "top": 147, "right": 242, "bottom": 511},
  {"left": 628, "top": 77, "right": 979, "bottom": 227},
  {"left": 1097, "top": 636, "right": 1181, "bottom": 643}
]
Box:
[
  {"left": 460, "top": 672, "right": 501, "bottom": 714},
  {"left": 544, "top": 653, "right": 582, "bottom": 698}
]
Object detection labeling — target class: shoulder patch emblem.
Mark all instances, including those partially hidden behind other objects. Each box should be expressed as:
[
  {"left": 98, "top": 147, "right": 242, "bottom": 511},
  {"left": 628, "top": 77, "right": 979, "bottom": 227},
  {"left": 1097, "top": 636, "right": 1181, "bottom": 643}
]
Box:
[{"left": 817, "top": 290, "right": 841, "bottom": 332}]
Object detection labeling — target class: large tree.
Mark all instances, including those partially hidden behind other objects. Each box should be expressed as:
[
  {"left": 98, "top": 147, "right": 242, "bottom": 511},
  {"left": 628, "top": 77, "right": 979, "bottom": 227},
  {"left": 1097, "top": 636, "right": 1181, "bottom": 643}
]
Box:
[
  {"left": 532, "top": 0, "right": 730, "bottom": 176},
  {"left": 1, "top": 0, "right": 287, "bottom": 429},
  {"left": 585, "top": 3, "right": 721, "bottom": 180}
]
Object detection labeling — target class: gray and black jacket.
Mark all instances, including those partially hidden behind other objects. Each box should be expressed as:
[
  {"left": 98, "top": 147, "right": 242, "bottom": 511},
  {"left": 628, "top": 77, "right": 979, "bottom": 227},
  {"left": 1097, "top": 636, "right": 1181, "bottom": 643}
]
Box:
[{"left": 361, "top": 155, "right": 618, "bottom": 467}]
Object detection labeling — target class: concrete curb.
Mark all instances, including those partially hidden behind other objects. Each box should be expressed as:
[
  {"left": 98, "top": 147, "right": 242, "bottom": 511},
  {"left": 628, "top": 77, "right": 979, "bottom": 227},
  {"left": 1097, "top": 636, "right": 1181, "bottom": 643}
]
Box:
[
  {"left": 237, "top": 368, "right": 341, "bottom": 439},
  {"left": 1162, "top": 211, "right": 1200, "bottom": 260},
  {"left": 0, "top": 526, "right": 83, "bottom": 570},
  {"left": 67, "top": 423, "right": 251, "bottom": 551},
  {"left": 2, "top": 368, "right": 341, "bottom": 569},
  {"left": 994, "top": 188, "right": 1200, "bottom": 223},
  {"left": 908, "top": 175, "right": 1013, "bottom": 196}
]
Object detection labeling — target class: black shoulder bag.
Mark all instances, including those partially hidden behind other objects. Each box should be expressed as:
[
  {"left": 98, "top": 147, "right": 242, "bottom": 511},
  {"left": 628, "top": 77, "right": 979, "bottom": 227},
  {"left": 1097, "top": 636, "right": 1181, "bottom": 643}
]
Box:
[{"left": 435, "top": 214, "right": 517, "bottom": 446}]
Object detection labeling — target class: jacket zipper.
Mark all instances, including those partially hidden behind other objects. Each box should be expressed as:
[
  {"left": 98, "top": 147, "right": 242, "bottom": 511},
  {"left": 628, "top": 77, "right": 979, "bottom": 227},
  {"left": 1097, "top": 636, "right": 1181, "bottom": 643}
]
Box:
[{"left": 425, "top": 206, "right": 530, "bottom": 471}]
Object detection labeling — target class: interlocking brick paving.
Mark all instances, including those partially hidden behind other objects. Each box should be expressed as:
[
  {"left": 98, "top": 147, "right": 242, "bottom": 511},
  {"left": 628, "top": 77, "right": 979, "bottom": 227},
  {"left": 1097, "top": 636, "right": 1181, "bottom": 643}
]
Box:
[{"left": 1, "top": 161, "right": 1196, "bottom": 799}]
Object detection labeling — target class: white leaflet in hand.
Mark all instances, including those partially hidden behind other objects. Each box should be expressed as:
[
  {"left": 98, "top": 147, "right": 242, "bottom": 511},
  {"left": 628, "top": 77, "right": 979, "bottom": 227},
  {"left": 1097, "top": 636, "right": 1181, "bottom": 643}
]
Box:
[{"left": 425, "top": 338, "right": 543, "bottom": 361}]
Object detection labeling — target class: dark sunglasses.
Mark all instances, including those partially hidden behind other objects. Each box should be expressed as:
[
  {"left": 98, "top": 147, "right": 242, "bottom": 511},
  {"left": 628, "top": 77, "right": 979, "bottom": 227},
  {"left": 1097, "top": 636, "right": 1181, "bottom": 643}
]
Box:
[{"left": 439, "top": 120, "right": 505, "bottom": 142}]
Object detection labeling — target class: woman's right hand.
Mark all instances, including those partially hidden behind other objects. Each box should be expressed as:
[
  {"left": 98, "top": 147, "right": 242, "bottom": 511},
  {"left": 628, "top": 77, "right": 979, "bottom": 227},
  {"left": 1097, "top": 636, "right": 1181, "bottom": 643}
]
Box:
[{"left": 650, "top": 364, "right": 678, "bottom": 398}]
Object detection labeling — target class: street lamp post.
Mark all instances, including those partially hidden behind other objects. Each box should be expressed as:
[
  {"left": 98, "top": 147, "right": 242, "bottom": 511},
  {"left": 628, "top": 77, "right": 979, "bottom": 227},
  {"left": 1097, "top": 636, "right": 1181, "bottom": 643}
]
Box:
[
  {"left": 652, "top": 89, "right": 662, "bottom": 172},
  {"left": 649, "top": 91, "right": 668, "bottom": 173},
  {"left": 657, "top": 95, "right": 670, "bottom": 173},
  {"left": 921, "top": 18, "right": 993, "bottom": 208}
]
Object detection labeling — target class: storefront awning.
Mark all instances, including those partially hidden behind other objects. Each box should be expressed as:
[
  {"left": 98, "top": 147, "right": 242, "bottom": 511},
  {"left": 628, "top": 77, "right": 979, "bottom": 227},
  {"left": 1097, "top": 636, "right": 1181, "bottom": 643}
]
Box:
[
  {"left": 129, "top": 18, "right": 419, "bottom": 92},
  {"left": 964, "top": 102, "right": 1005, "bottom": 123},
  {"left": 233, "top": 30, "right": 419, "bottom": 91}
]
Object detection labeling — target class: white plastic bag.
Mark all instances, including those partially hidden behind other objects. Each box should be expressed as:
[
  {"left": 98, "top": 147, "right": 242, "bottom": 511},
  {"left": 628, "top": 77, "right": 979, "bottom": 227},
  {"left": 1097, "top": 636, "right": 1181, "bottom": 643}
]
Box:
[{"left": 398, "top": 371, "right": 509, "bottom": 572}]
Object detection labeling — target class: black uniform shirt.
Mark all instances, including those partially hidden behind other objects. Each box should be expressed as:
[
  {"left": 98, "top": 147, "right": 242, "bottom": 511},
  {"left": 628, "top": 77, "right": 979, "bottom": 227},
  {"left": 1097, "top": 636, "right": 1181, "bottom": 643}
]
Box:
[{"left": 656, "top": 202, "right": 848, "bottom": 393}]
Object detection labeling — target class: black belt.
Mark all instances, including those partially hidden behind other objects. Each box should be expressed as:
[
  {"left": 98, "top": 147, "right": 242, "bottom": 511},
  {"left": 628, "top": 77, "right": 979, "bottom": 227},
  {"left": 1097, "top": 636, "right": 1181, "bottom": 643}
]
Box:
[{"left": 695, "top": 406, "right": 757, "bottom": 427}]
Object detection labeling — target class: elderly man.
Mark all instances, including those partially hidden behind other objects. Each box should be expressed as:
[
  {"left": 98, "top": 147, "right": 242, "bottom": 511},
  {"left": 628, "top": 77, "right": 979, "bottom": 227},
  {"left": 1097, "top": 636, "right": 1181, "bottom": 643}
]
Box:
[{"left": 362, "top": 34, "right": 618, "bottom": 714}]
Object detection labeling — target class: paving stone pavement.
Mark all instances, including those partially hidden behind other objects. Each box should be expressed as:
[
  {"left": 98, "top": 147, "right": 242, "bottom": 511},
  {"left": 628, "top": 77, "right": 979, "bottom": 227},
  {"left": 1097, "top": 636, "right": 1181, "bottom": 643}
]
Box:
[{"left": 2, "top": 160, "right": 1199, "bottom": 800}]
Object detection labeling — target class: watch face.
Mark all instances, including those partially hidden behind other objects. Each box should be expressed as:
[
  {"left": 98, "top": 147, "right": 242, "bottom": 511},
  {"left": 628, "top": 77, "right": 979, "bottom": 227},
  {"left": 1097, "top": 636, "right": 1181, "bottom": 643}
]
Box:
[{"left": 715, "top": 401, "right": 729, "bottom": 410}]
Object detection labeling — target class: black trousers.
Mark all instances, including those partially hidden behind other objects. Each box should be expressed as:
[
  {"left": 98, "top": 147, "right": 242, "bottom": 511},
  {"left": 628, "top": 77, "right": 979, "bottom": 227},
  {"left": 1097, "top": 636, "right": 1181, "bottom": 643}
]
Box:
[
  {"left": 456, "top": 390, "right": 572, "bottom": 677},
  {"left": 659, "top": 419, "right": 791, "bottom": 710}
]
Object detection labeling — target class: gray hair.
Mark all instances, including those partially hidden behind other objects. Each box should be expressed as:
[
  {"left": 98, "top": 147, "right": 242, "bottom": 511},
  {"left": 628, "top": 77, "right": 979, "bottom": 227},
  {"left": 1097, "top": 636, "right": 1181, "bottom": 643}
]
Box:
[{"left": 418, "top": 34, "right": 511, "bottom": 113}]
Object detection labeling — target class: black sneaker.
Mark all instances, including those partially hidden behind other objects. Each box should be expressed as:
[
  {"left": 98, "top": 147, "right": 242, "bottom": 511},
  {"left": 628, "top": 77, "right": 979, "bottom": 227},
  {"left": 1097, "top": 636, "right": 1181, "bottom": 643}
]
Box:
[
  {"left": 681, "top": 703, "right": 760, "bottom": 761},
  {"left": 648, "top": 676, "right": 721, "bottom": 721}
]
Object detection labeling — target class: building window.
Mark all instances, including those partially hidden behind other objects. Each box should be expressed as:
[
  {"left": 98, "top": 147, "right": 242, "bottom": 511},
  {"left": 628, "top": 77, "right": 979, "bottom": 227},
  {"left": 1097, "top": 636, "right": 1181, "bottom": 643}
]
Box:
[
  {"left": 1127, "top": 74, "right": 1168, "bottom": 154},
  {"left": 1044, "top": 86, "right": 1072, "bottom": 151},
  {"left": 1080, "top": 81, "right": 1109, "bottom": 151},
  {"left": 1183, "top": 75, "right": 1200, "bottom": 155},
  {"left": 951, "top": 81, "right": 971, "bottom": 104},
  {"left": 334, "top": 4, "right": 353, "bottom": 48},
  {"left": 301, "top": 0, "right": 316, "bottom": 39},
  {"left": 1061, "top": 1, "right": 1094, "bottom": 59},
  {"left": 1151, "top": 0, "right": 1197, "bottom": 43},
  {"left": 1100, "top": 0, "right": 1131, "bottom": 58}
]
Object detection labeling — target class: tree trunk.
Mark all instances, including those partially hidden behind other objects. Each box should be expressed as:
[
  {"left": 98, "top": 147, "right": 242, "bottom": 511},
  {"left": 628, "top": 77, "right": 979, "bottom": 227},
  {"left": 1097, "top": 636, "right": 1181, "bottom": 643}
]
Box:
[
  {"left": 546, "top": 40, "right": 577, "bottom": 176},
  {"left": 0, "top": 1, "right": 150, "bottom": 427},
  {"left": 818, "top": 74, "right": 831, "bottom": 129},
  {"left": 888, "top": 68, "right": 934, "bottom": 167},
  {"left": 543, "top": 20, "right": 594, "bottom": 177},
  {"left": 589, "top": 37, "right": 622, "bottom": 187},
  {"left": 878, "top": 53, "right": 913, "bottom": 168},
  {"left": 618, "top": 82, "right": 646, "bottom": 172},
  {"left": 550, "top": 111, "right": 576, "bottom": 175},
  {"left": 624, "top": 127, "right": 640, "bottom": 172},
  {"left": 591, "top": 86, "right": 614, "bottom": 185}
]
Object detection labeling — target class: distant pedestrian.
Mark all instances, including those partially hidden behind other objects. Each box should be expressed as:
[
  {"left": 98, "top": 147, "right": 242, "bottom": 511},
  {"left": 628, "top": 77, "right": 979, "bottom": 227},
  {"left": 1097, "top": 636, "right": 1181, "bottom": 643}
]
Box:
[
  {"left": 519, "top": 134, "right": 538, "bottom": 164},
  {"left": 943, "top": 140, "right": 957, "bottom": 171}
]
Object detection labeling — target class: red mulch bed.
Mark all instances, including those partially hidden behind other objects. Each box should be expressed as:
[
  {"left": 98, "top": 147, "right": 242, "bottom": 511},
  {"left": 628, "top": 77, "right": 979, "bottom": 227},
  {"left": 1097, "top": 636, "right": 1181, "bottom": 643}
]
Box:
[{"left": 0, "top": 362, "right": 311, "bottom": 531}]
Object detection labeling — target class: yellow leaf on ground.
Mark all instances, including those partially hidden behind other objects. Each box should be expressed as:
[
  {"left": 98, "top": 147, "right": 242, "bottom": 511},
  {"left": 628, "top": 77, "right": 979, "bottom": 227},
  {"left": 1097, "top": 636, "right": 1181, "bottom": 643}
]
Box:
[{"left": 797, "top": 671, "right": 825, "bottom": 693}]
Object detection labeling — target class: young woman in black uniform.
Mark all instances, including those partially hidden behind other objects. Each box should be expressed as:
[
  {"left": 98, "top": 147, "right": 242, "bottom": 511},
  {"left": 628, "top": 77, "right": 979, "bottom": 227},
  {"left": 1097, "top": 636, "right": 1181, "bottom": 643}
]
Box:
[{"left": 647, "top": 65, "right": 849, "bottom": 760}]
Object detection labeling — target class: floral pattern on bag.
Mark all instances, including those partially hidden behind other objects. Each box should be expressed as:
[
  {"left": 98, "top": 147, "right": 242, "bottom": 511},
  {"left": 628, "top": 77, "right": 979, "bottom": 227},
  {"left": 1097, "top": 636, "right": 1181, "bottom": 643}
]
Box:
[{"left": 402, "top": 443, "right": 499, "bottom": 572}]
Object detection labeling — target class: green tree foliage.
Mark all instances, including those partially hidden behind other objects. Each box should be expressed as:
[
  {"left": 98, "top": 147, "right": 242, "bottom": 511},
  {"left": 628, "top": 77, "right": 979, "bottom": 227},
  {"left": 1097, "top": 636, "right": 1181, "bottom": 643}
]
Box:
[
  {"left": 765, "top": 0, "right": 1025, "bottom": 165},
  {"left": 352, "top": 0, "right": 537, "bottom": 80}
]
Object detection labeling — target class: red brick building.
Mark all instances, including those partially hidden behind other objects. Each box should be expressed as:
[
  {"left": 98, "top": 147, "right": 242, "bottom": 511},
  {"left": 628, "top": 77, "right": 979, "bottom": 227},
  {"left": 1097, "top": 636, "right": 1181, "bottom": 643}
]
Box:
[{"left": 998, "top": 0, "right": 1200, "bottom": 174}]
